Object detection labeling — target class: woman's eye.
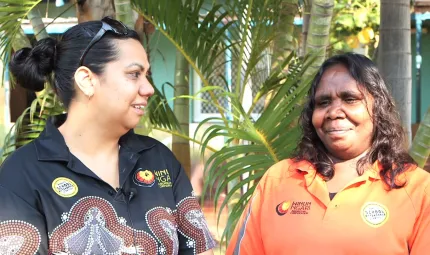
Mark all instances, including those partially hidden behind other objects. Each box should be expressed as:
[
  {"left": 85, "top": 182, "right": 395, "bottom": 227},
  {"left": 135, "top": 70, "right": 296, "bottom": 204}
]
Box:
[
  {"left": 345, "top": 98, "right": 358, "bottom": 104},
  {"left": 129, "top": 71, "right": 141, "bottom": 79},
  {"left": 316, "top": 100, "right": 329, "bottom": 107}
]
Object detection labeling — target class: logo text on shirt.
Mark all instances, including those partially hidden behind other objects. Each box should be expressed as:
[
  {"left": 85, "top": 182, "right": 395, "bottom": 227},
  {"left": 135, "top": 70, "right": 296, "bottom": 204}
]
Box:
[
  {"left": 154, "top": 169, "right": 172, "bottom": 188},
  {"left": 276, "top": 201, "right": 311, "bottom": 215}
]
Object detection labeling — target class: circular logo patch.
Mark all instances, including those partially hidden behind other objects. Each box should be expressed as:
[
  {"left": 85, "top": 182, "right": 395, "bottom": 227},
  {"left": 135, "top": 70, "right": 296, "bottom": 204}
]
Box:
[
  {"left": 276, "top": 201, "right": 291, "bottom": 216},
  {"left": 361, "top": 202, "right": 389, "bottom": 227},
  {"left": 134, "top": 170, "right": 155, "bottom": 187},
  {"left": 52, "top": 177, "right": 78, "bottom": 198}
]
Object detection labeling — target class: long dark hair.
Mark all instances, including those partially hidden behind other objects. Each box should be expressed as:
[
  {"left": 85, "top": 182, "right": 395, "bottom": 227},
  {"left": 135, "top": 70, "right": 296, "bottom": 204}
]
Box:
[
  {"left": 295, "top": 52, "right": 416, "bottom": 189},
  {"left": 9, "top": 18, "right": 140, "bottom": 109}
]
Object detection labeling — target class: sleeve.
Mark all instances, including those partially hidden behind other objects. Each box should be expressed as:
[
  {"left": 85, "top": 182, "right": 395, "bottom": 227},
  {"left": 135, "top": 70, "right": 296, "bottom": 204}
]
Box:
[
  {"left": 225, "top": 173, "right": 268, "bottom": 255},
  {"left": 171, "top": 157, "right": 216, "bottom": 255},
  {"left": 0, "top": 184, "right": 48, "bottom": 255},
  {"left": 409, "top": 184, "right": 430, "bottom": 254}
]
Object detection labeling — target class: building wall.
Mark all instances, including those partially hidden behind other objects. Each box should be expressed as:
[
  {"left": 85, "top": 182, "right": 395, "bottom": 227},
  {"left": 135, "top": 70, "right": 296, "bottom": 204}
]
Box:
[{"left": 412, "top": 32, "right": 430, "bottom": 124}]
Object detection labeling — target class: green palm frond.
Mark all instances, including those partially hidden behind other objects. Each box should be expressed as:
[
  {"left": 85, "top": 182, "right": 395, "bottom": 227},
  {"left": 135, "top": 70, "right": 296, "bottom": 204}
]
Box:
[
  {"left": 0, "top": 0, "right": 41, "bottom": 64},
  {"left": 222, "top": 0, "right": 283, "bottom": 99},
  {"left": 198, "top": 53, "right": 316, "bottom": 244},
  {"left": 145, "top": 78, "right": 181, "bottom": 131},
  {"left": 1, "top": 89, "right": 63, "bottom": 162},
  {"left": 133, "top": 0, "right": 318, "bottom": 246},
  {"left": 410, "top": 107, "right": 430, "bottom": 168},
  {"left": 131, "top": 0, "right": 234, "bottom": 121}
]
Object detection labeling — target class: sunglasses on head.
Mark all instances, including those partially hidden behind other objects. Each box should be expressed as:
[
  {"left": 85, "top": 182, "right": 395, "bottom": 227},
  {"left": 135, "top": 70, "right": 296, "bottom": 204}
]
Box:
[{"left": 79, "top": 17, "right": 129, "bottom": 66}]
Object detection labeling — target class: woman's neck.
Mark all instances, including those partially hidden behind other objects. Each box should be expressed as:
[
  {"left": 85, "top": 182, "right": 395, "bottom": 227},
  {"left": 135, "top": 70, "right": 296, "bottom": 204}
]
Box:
[
  {"left": 58, "top": 108, "right": 121, "bottom": 156},
  {"left": 325, "top": 150, "right": 370, "bottom": 193}
]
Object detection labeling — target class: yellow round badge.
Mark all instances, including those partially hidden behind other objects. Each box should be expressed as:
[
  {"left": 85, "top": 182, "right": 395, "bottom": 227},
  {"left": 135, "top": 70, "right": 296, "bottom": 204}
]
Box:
[
  {"left": 52, "top": 177, "right": 78, "bottom": 198},
  {"left": 361, "top": 202, "right": 389, "bottom": 228}
]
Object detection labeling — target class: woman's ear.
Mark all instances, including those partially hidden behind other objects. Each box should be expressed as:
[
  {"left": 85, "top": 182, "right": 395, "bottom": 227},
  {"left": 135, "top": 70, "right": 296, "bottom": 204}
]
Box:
[{"left": 74, "top": 66, "right": 95, "bottom": 98}]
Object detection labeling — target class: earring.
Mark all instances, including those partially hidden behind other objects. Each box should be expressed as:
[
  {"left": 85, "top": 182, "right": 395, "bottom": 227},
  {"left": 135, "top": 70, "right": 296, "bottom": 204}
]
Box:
[{"left": 86, "top": 91, "right": 93, "bottom": 100}]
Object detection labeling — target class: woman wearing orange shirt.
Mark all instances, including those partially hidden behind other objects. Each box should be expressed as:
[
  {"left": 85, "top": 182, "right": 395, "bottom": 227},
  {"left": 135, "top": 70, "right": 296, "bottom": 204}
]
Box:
[{"left": 227, "top": 53, "right": 430, "bottom": 255}]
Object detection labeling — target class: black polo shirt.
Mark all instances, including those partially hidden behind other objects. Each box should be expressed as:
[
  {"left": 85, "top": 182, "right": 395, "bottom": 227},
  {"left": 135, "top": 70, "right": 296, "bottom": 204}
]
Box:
[{"left": 0, "top": 115, "right": 216, "bottom": 255}]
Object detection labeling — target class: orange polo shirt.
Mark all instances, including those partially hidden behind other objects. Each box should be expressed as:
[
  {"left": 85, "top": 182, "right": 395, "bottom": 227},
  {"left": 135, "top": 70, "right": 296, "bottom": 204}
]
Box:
[{"left": 226, "top": 159, "right": 430, "bottom": 255}]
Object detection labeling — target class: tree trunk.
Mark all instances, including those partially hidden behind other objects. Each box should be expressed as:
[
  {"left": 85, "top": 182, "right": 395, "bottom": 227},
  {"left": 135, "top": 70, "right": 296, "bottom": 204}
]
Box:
[
  {"left": 172, "top": 50, "right": 191, "bottom": 177},
  {"left": 27, "top": 9, "right": 49, "bottom": 41},
  {"left": 377, "top": 0, "right": 412, "bottom": 144},
  {"left": 265, "top": 0, "right": 299, "bottom": 108},
  {"left": 300, "top": 0, "right": 312, "bottom": 57},
  {"left": 75, "top": 0, "right": 115, "bottom": 22},
  {"left": 303, "top": 0, "right": 334, "bottom": 79},
  {"left": 114, "top": 0, "right": 135, "bottom": 28},
  {"left": 410, "top": 107, "right": 430, "bottom": 169},
  {"left": 270, "top": 0, "right": 299, "bottom": 73}
]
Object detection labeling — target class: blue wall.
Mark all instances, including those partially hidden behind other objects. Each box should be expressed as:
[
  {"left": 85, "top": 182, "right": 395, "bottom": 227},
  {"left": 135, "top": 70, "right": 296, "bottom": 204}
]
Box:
[
  {"left": 412, "top": 33, "right": 430, "bottom": 123},
  {"left": 147, "top": 31, "right": 176, "bottom": 106}
]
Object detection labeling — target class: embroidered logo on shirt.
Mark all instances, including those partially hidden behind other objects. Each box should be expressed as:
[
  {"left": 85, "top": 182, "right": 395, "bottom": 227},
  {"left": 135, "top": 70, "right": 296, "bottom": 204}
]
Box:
[
  {"left": 276, "top": 201, "right": 291, "bottom": 215},
  {"left": 133, "top": 169, "right": 156, "bottom": 187},
  {"left": 52, "top": 177, "right": 78, "bottom": 198},
  {"left": 361, "top": 202, "right": 389, "bottom": 227},
  {"left": 276, "top": 201, "right": 311, "bottom": 215},
  {"left": 154, "top": 169, "right": 172, "bottom": 188}
]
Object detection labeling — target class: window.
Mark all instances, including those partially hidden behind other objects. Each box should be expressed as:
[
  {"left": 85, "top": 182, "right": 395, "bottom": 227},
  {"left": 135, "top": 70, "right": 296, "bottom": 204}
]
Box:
[{"left": 192, "top": 48, "right": 271, "bottom": 122}]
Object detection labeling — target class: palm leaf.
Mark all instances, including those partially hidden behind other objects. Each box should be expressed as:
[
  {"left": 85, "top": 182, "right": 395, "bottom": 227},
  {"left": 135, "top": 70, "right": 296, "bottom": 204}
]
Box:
[
  {"left": 0, "top": 0, "right": 41, "bottom": 65},
  {"left": 222, "top": 0, "right": 283, "bottom": 100},
  {"left": 1, "top": 90, "right": 64, "bottom": 162},
  {"left": 131, "top": 0, "right": 234, "bottom": 122},
  {"left": 410, "top": 107, "right": 430, "bottom": 169},
  {"left": 198, "top": 53, "right": 316, "bottom": 244},
  {"left": 146, "top": 78, "right": 181, "bottom": 131}
]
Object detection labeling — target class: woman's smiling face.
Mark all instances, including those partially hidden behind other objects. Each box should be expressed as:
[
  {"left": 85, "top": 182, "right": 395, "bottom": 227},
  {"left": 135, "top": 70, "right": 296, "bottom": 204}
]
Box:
[{"left": 311, "top": 64, "right": 374, "bottom": 160}]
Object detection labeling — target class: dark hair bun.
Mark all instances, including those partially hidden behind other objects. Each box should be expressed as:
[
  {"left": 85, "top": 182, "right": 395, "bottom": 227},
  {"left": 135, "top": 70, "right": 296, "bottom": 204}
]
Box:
[{"left": 9, "top": 37, "right": 57, "bottom": 92}]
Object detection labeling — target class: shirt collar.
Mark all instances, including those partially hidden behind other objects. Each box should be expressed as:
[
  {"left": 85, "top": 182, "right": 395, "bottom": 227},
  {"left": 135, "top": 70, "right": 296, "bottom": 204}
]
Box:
[
  {"left": 293, "top": 159, "right": 382, "bottom": 184},
  {"left": 35, "top": 114, "right": 155, "bottom": 162}
]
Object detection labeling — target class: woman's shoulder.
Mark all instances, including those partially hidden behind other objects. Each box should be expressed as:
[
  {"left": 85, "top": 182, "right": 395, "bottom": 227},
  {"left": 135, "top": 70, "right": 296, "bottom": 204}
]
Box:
[
  {"left": 0, "top": 141, "right": 40, "bottom": 203},
  {"left": 262, "top": 158, "right": 315, "bottom": 183},
  {"left": 130, "top": 133, "right": 169, "bottom": 150},
  {"left": 402, "top": 165, "right": 430, "bottom": 207},
  {"left": 0, "top": 141, "right": 39, "bottom": 178}
]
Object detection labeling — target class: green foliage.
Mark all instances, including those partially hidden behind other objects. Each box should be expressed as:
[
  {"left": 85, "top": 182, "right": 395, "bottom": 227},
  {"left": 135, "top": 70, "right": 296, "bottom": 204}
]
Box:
[
  {"left": 410, "top": 107, "right": 430, "bottom": 169},
  {"left": 330, "top": 0, "right": 379, "bottom": 56},
  {"left": 1, "top": 89, "right": 64, "bottom": 161},
  {"left": 0, "top": 0, "right": 41, "bottom": 65},
  {"left": 132, "top": 0, "right": 315, "bottom": 245},
  {"left": 199, "top": 53, "right": 316, "bottom": 242}
]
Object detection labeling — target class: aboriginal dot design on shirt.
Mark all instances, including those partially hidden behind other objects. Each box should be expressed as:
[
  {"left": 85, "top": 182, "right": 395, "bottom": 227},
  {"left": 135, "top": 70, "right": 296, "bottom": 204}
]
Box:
[
  {"left": 0, "top": 220, "right": 41, "bottom": 255},
  {"left": 146, "top": 207, "right": 179, "bottom": 255},
  {"left": 175, "top": 197, "right": 217, "bottom": 254},
  {"left": 49, "top": 196, "right": 158, "bottom": 255},
  {"left": 48, "top": 196, "right": 215, "bottom": 255}
]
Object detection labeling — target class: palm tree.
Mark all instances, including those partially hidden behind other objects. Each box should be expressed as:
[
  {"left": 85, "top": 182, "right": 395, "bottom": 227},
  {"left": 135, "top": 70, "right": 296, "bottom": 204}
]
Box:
[
  {"left": 172, "top": 50, "right": 192, "bottom": 177},
  {"left": 131, "top": 0, "right": 320, "bottom": 244},
  {"left": 75, "top": 0, "right": 115, "bottom": 23},
  {"left": 303, "top": 0, "right": 335, "bottom": 80},
  {"left": 377, "top": 0, "right": 412, "bottom": 143}
]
